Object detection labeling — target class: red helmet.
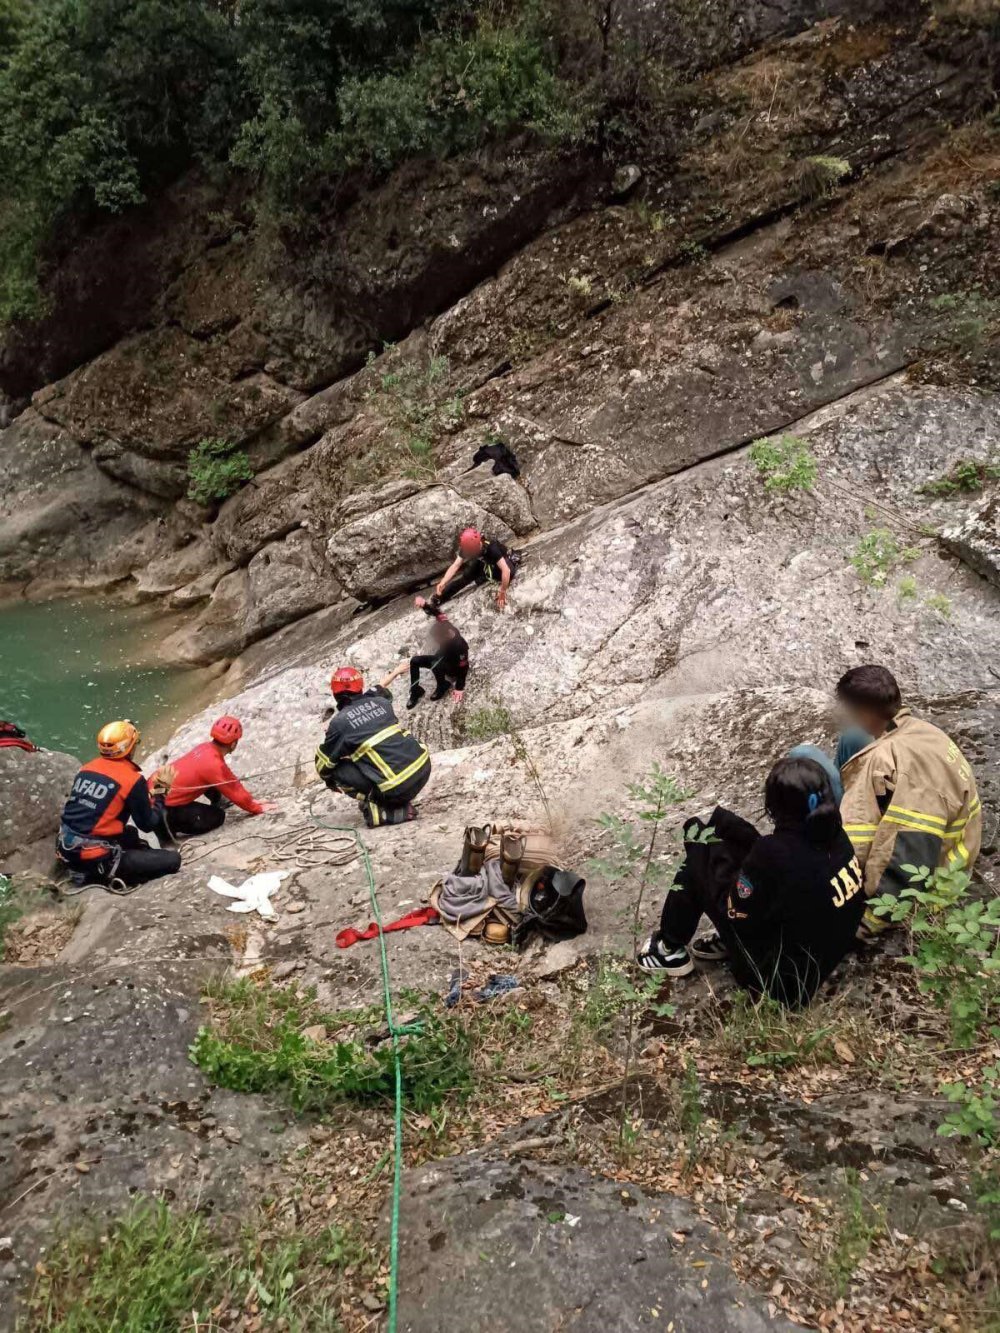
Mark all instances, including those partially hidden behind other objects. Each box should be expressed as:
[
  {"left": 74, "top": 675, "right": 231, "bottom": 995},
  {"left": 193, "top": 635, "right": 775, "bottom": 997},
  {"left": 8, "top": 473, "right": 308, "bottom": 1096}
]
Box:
[
  {"left": 211, "top": 715, "right": 243, "bottom": 745},
  {"left": 458, "top": 527, "right": 483, "bottom": 556},
  {"left": 331, "top": 666, "right": 364, "bottom": 696}
]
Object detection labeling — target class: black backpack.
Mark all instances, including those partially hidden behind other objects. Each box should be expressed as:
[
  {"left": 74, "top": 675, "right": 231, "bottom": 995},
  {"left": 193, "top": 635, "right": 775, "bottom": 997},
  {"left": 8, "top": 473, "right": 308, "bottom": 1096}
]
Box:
[{"left": 515, "top": 868, "right": 587, "bottom": 944}]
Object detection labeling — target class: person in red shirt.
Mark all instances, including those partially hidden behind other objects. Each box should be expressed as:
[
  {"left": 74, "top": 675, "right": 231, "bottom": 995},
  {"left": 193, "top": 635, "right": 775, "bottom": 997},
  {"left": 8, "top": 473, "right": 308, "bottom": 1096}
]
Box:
[{"left": 151, "top": 716, "right": 275, "bottom": 839}]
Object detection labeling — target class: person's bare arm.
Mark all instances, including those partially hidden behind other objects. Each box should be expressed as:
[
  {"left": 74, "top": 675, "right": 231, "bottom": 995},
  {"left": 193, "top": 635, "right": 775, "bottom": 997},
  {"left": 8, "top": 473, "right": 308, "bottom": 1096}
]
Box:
[
  {"left": 436, "top": 557, "right": 463, "bottom": 598},
  {"left": 379, "top": 661, "right": 410, "bottom": 688}
]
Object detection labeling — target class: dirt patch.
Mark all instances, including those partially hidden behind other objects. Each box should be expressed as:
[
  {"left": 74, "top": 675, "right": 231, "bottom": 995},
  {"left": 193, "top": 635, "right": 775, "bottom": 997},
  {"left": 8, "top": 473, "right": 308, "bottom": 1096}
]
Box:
[{"left": 2, "top": 908, "right": 79, "bottom": 965}]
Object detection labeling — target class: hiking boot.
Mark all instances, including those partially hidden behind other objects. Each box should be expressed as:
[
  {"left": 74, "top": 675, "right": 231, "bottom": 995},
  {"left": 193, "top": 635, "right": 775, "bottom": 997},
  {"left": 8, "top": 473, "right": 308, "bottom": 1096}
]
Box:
[
  {"left": 406, "top": 684, "right": 425, "bottom": 711},
  {"left": 691, "top": 932, "right": 729, "bottom": 963},
  {"left": 430, "top": 681, "right": 451, "bottom": 701},
  {"left": 636, "top": 936, "right": 694, "bottom": 976},
  {"left": 500, "top": 832, "right": 526, "bottom": 886}
]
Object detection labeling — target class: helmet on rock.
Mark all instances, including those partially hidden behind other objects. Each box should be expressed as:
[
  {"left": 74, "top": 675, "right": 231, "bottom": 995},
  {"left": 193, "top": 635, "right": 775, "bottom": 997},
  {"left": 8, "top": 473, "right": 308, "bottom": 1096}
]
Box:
[
  {"left": 331, "top": 666, "right": 364, "bottom": 697},
  {"left": 458, "top": 527, "right": 483, "bottom": 557},
  {"left": 97, "top": 719, "right": 140, "bottom": 759},
  {"left": 210, "top": 715, "right": 243, "bottom": 746}
]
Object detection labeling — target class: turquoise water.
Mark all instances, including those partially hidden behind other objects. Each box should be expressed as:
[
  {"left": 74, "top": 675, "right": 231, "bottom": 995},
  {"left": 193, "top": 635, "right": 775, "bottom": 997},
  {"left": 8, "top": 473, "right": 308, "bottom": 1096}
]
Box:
[{"left": 0, "top": 596, "right": 202, "bottom": 759}]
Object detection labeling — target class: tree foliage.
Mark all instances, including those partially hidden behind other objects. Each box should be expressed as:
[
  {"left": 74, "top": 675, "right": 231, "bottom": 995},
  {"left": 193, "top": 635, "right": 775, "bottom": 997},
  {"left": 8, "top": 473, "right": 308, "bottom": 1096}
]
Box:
[{"left": 0, "top": 0, "right": 604, "bottom": 324}]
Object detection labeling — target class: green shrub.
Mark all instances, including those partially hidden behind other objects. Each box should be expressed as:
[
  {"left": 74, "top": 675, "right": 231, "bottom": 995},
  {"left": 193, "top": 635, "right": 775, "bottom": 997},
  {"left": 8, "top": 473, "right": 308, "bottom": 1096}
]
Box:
[
  {"left": 190, "top": 979, "right": 472, "bottom": 1113},
  {"left": 327, "top": 15, "right": 585, "bottom": 176},
  {"left": 749, "top": 433, "right": 817, "bottom": 493},
  {"left": 22, "top": 1195, "right": 371, "bottom": 1331},
  {"left": 849, "top": 528, "right": 919, "bottom": 587},
  {"left": 920, "top": 457, "right": 1000, "bottom": 497},
  {"left": 187, "top": 436, "right": 254, "bottom": 505},
  {"left": 929, "top": 290, "right": 1000, "bottom": 352},
  {"left": 462, "top": 701, "right": 514, "bottom": 742},
  {"left": 871, "top": 864, "right": 1000, "bottom": 1048}
]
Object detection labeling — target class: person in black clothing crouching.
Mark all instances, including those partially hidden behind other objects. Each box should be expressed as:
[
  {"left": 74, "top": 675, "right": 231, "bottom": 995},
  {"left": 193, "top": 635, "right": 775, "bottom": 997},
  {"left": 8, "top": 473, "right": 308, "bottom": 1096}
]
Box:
[
  {"left": 388, "top": 597, "right": 470, "bottom": 709},
  {"left": 638, "top": 755, "right": 865, "bottom": 1007}
]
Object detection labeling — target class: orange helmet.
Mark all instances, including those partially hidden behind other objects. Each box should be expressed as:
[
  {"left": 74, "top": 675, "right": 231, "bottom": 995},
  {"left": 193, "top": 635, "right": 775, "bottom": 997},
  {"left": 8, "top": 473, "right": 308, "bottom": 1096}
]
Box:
[
  {"left": 210, "top": 715, "right": 243, "bottom": 745},
  {"left": 331, "top": 666, "right": 364, "bottom": 697},
  {"left": 97, "top": 719, "right": 140, "bottom": 759},
  {"left": 459, "top": 527, "right": 482, "bottom": 557}
]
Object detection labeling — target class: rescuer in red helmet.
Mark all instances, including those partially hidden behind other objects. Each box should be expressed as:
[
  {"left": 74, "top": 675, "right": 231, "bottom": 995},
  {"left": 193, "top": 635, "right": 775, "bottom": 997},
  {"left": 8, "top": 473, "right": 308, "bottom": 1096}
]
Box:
[
  {"left": 430, "top": 527, "right": 519, "bottom": 611},
  {"left": 315, "top": 665, "right": 431, "bottom": 828},
  {"left": 150, "top": 715, "right": 276, "bottom": 839}
]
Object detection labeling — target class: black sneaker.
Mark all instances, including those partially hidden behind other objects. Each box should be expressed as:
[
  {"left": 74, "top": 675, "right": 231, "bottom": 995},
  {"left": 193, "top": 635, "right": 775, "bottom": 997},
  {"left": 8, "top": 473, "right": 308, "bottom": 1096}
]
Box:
[
  {"left": 636, "top": 936, "right": 694, "bottom": 976},
  {"left": 406, "top": 684, "right": 425, "bottom": 711},
  {"left": 430, "top": 682, "right": 451, "bottom": 701},
  {"left": 691, "top": 933, "right": 729, "bottom": 963}
]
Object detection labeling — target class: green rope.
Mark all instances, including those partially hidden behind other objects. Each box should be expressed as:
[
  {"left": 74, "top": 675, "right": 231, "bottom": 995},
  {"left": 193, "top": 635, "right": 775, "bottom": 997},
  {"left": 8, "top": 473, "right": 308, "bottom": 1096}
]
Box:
[{"left": 312, "top": 819, "right": 405, "bottom": 1333}]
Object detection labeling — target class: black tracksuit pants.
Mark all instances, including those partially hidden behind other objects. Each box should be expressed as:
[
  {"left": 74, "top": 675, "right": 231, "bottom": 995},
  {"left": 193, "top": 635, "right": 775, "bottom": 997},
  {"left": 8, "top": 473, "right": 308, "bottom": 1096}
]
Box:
[
  {"left": 659, "top": 808, "right": 760, "bottom": 948},
  {"left": 410, "top": 655, "right": 451, "bottom": 693}
]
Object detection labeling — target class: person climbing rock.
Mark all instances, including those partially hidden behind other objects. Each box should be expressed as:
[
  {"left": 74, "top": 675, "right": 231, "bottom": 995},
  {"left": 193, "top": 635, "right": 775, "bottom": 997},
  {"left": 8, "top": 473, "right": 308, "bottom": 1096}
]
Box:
[
  {"left": 56, "top": 720, "right": 182, "bottom": 887},
  {"left": 638, "top": 755, "right": 865, "bottom": 1008},
  {"left": 315, "top": 666, "right": 431, "bottom": 828},
  {"left": 835, "top": 665, "right": 982, "bottom": 938},
  {"left": 431, "top": 527, "right": 518, "bottom": 610},
  {"left": 383, "top": 597, "right": 469, "bottom": 709},
  {"left": 151, "top": 715, "right": 276, "bottom": 839}
]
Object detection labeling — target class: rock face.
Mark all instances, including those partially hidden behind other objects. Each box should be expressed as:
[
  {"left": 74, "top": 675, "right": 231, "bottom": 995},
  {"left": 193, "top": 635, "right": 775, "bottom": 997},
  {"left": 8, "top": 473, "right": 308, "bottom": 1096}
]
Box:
[
  {"left": 0, "top": 747, "right": 78, "bottom": 869},
  {"left": 397, "top": 1155, "right": 797, "bottom": 1332},
  {"left": 0, "top": 411, "right": 155, "bottom": 593},
  {"left": 942, "top": 491, "right": 1000, "bottom": 589},
  {"left": 326, "top": 483, "right": 518, "bottom": 602}
]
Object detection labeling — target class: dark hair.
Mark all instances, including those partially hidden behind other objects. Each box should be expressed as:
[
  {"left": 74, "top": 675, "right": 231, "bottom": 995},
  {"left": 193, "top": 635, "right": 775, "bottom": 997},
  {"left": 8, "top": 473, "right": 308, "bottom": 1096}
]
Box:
[
  {"left": 764, "top": 756, "right": 841, "bottom": 846},
  {"left": 835, "top": 664, "right": 901, "bottom": 720}
]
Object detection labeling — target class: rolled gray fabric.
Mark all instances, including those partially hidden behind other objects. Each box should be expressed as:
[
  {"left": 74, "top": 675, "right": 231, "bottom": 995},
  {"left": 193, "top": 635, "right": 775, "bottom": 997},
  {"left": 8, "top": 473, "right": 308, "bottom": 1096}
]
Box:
[{"left": 438, "top": 859, "right": 516, "bottom": 921}]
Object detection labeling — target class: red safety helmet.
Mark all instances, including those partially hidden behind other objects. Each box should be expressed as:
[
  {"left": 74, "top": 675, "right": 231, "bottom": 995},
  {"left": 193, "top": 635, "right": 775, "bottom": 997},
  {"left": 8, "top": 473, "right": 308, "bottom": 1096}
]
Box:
[
  {"left": 331, "top": 666, "right": 365, "bottom": 696},
  {"left": 458, "top": 526, "right": 483, "bottom": 556},
  {"left": 211, "top": 715, "right": 243, "bottom": 745}
]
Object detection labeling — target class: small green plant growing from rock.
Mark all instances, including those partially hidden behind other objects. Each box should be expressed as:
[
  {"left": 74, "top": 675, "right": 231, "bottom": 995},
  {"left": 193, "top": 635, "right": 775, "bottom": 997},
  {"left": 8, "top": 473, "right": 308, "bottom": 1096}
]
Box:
[
  {"left": 823, "top": 1169, "right": 885, "bottom": 1299},
  {"left": 798, "top": 154, "right": 851, "bottom": 198},
  {"left": 920, "top": 457, "right": 1000, "bottom": 497},
  {"left": 925, "top": 591, "right": 952, "bottom": 618},
  {"left": 676, "top": 238, "right": 708, "bottom": 264},
  {"left": 462, "top": 701, "right": 514, "bottom": 743},
  {"left": 564, "top": 272, "right": 593, "bottom": 300},
  {"left": 871, "top": 864, "right": 1000, "bottom": 1049},
  {"left": 749, "top": 433, "right": 817, "bottom": 493},
  {"left": 362, "top": 347, "right": 464, "bottom": 480},
  {"left": 590, "top": 765, "right": 693, "bottom": 1147},
  {"left": 929, "top": 290, "right": 1000, "bottom": 352},
  {"left": 849, "top": 528, "right": 919, "bottom": 587},
  {"left": 897, "top": 574, "right": 918, "bottom": 604},
  {"left": 938, "top": 1064, "right": 1000, "bottom": 1238},
  {"left": 187, "top": 437, "right": 254, "bottom": 506}
]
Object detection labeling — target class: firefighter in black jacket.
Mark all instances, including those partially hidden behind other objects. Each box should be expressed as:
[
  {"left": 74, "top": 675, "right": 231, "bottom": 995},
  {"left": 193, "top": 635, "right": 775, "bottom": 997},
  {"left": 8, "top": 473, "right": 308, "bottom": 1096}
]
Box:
[{"left": 315, "top": 667, "right": 432, "bottom": 828}]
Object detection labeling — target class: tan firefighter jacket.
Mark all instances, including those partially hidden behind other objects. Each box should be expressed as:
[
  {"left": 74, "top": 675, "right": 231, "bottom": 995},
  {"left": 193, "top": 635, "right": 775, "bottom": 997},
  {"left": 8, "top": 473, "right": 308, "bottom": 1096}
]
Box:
[{"left": 840, "top": 707, "right": 982, "bottom": 899}]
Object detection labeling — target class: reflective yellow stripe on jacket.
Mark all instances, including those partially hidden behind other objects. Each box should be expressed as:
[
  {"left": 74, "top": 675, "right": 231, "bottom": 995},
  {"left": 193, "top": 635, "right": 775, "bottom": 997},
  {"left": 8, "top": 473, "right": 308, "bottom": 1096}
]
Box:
[{"left": 349, "top": 723, "right": 429, "bottom": 793}]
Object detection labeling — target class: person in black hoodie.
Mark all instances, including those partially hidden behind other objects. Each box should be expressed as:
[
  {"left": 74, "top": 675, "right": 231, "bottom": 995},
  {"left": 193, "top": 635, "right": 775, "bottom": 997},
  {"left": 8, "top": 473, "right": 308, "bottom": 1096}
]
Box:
[{"left": 638, "top": 755, "right": 864, "bottom": 1007}]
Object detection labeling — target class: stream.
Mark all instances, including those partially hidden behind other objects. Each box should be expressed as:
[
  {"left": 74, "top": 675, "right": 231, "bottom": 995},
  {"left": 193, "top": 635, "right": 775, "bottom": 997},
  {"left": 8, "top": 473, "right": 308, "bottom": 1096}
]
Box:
[{"left": 0, "top": 596, "right": 209, "bottom": 759}]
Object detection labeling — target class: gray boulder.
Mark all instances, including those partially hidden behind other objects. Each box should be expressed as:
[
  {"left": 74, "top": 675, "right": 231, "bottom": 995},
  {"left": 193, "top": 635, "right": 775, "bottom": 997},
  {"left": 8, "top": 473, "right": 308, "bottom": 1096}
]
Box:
[
  {"left": 0, "top": 746, "right": 78, "bottom": 869},
  {"left": 161, "top": 531, "right": 348, "bottom": 664},
  {"left": 0, "top": 411, "right": 154, "bottom": 589},
  {"left": 942, "top": 493, "right": 1000, "bottom": 589},
  {"left": 397, "top": 1154, "right": 797, "bottom": 1332},
  {"left": 326, "top": 484, "right": 515, "bottom": 601}
]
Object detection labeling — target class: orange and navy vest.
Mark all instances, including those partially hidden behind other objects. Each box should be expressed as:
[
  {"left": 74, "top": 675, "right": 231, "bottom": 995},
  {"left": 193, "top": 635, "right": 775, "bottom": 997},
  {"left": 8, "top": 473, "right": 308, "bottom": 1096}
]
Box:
[{"left": 61, "top": 756, "right": 145, "bottom": 839}]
